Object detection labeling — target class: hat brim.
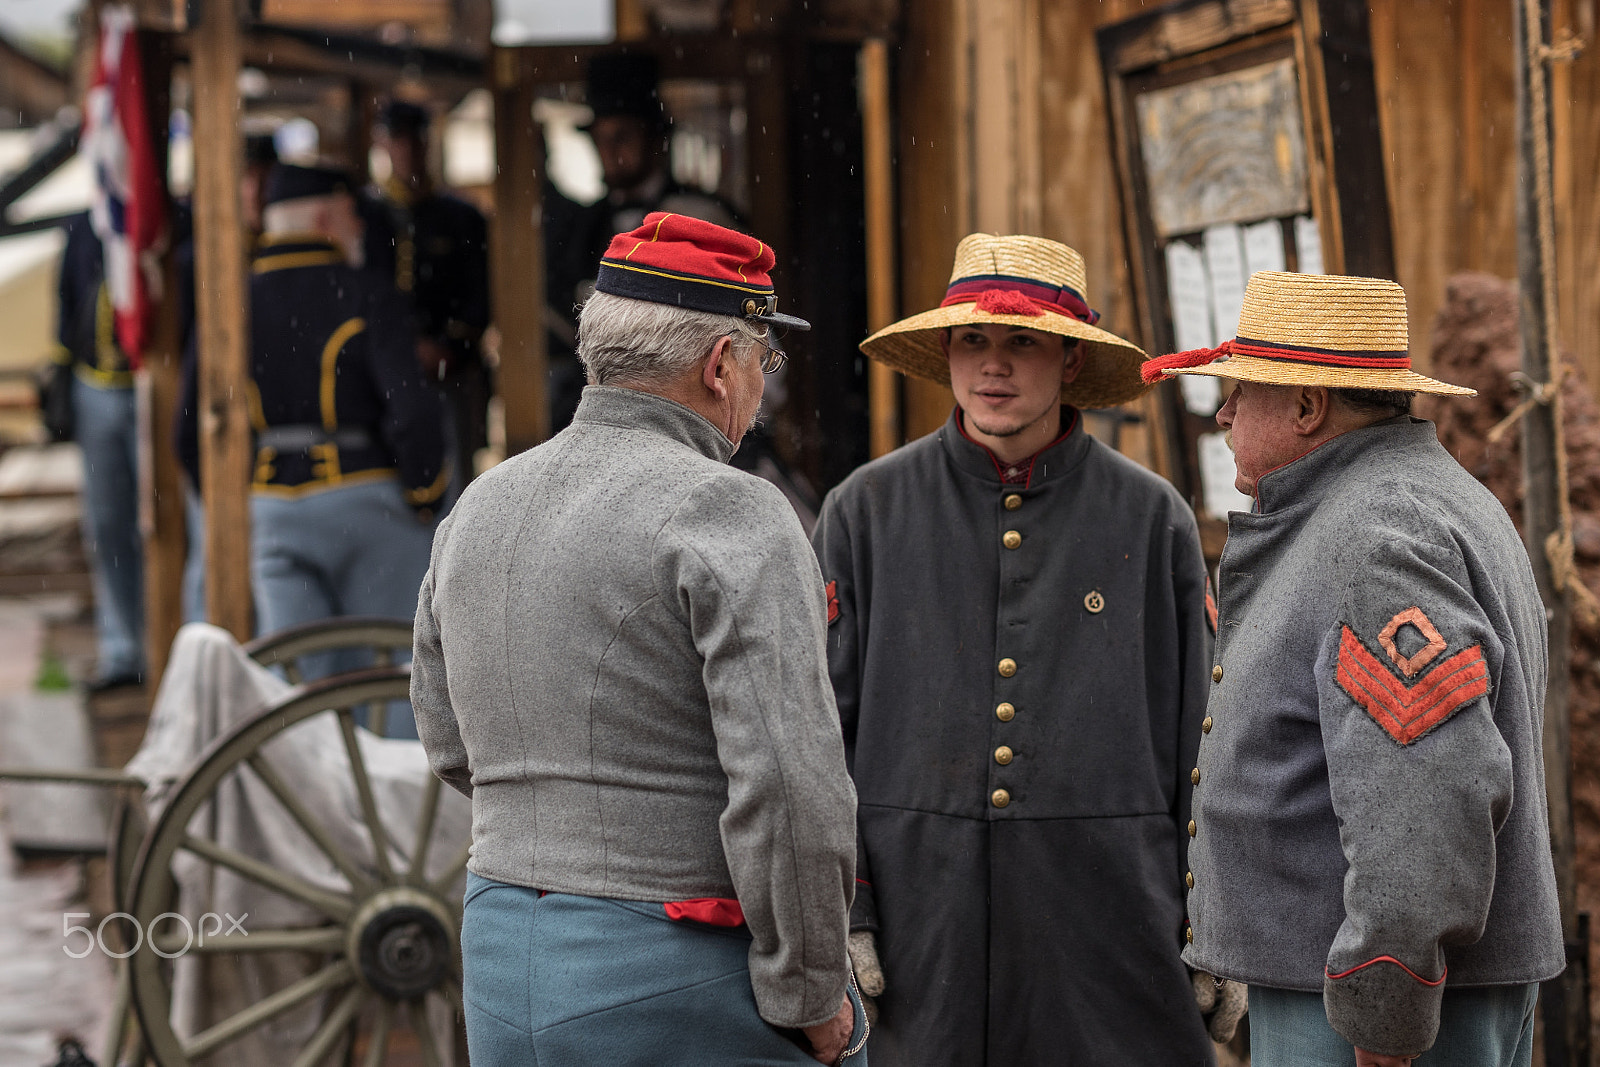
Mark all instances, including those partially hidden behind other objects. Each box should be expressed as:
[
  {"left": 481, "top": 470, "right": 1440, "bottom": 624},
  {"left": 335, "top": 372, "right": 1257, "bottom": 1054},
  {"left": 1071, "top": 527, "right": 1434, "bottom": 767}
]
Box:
[
  {"left": 1164, "top": 353, "right": 1476, "bottom": 396},
  {"left": 860, "top": 305, "right": 1151, "bottom": 409}
]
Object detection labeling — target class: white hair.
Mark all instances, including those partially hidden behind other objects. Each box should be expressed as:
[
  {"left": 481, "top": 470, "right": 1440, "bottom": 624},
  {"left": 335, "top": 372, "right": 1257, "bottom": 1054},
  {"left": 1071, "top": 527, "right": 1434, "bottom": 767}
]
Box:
[{"left": 576, "top": 290, "right": 767, "bottom": 387}]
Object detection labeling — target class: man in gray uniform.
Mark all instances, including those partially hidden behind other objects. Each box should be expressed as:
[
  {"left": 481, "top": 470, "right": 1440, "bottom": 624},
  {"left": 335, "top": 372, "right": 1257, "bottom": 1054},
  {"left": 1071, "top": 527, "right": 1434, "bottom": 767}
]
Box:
[
  {"left": 813, "top": 233, "right": 1223, "bottom": 1064},
  {"left": 1151, "top": 270, "right": 1564, "bottom": 1066},
  {"left": 413, "top": 213, "right": 865, "bottom": 1066}
]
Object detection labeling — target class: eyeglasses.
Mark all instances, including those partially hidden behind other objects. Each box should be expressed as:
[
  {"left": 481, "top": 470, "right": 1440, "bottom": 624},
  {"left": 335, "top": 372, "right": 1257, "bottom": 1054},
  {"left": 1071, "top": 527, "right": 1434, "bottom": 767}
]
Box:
[{"left": 726, "top": 333, "right": 788, "bottom": 374}]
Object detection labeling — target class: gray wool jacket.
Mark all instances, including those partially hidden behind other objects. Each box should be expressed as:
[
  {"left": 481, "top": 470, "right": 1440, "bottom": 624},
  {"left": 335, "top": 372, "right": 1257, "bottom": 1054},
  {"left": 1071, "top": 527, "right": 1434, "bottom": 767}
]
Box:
[
  {"left": 1184, "top": 416, "right": 1564, "bottom": 1055},
  {"left": 411, "top": 385, "right": 857, "bottom": 1029}
]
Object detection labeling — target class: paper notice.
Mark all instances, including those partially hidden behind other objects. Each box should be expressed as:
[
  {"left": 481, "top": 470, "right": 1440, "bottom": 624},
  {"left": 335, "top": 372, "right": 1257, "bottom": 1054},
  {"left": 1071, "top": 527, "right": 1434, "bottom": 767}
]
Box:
[
  {"left": 1293, "top": 215, "right": 1324, "bottom": 274},
  {"left": 1198, "top": 431, "right": 1254, "bottom": 519},
  {"left": 1165, "top": 240, "right": 1213, "bottom": 352},
  {"left": 1203, "top": 224, "right": 1247, "bottom": 345},
  {"left": 1242, "top": 219, "right": 1286, "bottom": 277}
]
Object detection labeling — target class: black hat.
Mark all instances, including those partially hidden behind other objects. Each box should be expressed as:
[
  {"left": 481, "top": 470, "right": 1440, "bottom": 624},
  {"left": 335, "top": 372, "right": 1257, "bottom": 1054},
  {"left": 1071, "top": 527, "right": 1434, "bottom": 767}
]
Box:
[
  {"left": 582, "top": 53, "right": 666, "bottom": 131},
  {"left": 378, "top": 99, "right": 431, "bottom": 137},
  {"left": 244, "top": 132, "right": 278, "bottom": 167},
  {"left": 262, "top": 164, "right": 354, "bottom": 207}
]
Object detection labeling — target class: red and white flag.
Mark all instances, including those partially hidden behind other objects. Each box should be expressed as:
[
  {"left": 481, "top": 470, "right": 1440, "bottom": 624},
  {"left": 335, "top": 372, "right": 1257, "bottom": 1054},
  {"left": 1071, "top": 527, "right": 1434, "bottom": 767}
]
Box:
[{"left": 82, "top": 4, "right": 166, "bottom": 367}]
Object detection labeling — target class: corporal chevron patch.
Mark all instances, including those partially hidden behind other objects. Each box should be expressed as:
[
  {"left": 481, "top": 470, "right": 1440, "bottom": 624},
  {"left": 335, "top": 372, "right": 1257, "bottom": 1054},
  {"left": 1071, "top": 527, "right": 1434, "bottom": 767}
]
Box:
[{"left": 1336, "top": 619, "right": 1489, "bottom": 745}]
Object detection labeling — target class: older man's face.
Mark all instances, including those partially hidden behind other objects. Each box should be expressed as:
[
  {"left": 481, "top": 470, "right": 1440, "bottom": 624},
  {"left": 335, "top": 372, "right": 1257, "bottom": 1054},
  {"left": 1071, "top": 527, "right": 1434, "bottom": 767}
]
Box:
[{"left": 1215, "top": 380, "right": 1308, "bottom": 496}]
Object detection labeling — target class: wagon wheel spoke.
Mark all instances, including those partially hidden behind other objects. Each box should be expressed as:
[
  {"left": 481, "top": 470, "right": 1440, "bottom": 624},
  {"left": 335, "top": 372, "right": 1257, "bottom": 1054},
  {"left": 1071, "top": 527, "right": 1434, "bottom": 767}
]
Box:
[
  {"left": 245, "top": 750, "right": 377, "bottom": 895},
  {"left": 288, "top": 984, "right": 366, "bottom": 1067},
  {"left": 428, "top": 840, "right": 472, "bottom": 896},
  {"left": 408, "top": 771, "right": 443, "bottom": 884},
  {"left": 410, "top": 997, "right": 447, "bottom": 1067},
  {"left": 360, "top": 999, "right": 395, "bottom": 1067},
  {"left": 180, "top": 833, "right": 354, "bottom": 921},
  {"left": 282, "top": 661, "right": 304, "bottom": 684},
  {"left": 443, "top": 975, "right": 464, "bottom": 1017},
  {"left": 182, "top": 959, "right": 355, "bottom": 1060},
  {"left": 339, "top": 712, "right": 397, "bottom": 883},
  {"left": 149, "top": 925, "right": 345, "bottom": 956}
]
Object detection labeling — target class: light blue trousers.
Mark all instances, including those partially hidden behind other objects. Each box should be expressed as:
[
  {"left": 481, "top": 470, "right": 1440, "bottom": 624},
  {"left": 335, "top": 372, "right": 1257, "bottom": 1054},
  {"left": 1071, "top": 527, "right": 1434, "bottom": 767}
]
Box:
[
  {"left": 1249, "top": 983, "right": 1538, "bottom": 1067},
  {"left": 461, "top": 873, "right": 868, "bottom": 1067},
  {"left": 74, "top": 377, "right": 144, "bottom": 678},
  {"left": 250, "top": 478, "right": 434, "bottom": 737}
]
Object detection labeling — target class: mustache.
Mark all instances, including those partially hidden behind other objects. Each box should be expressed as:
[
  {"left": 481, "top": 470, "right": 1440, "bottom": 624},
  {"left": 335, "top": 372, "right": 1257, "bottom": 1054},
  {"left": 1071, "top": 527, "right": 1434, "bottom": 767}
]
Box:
[{"left": 1223, "top": 429, "right": 1234, "bottom": 452}]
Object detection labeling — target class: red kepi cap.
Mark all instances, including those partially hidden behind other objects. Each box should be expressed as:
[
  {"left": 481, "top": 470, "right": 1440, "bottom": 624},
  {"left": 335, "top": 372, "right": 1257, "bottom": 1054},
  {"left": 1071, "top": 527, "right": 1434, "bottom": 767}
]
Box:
[{"left": 595, "top": 212, "right": 811, "bottom": 348}]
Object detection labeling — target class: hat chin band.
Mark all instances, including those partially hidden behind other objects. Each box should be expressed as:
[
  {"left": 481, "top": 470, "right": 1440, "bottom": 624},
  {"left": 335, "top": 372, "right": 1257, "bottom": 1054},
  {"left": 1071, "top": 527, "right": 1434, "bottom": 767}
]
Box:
[
  {"left": 1142, "top": 338, "right": 1413, "bottom": 384},
  {"left": 940, "top": 278, "right": 1100, "bottom": 325}
]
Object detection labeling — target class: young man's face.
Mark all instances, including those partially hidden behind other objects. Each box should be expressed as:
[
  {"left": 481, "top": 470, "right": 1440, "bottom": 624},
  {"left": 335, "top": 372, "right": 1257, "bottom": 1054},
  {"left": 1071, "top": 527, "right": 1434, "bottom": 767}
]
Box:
[
  {"left": 943, "top": 324, "right": 1080, "bottom": 439},
  {"left": 1215, "top": 380, "right": 1308, "bottom": 496}
]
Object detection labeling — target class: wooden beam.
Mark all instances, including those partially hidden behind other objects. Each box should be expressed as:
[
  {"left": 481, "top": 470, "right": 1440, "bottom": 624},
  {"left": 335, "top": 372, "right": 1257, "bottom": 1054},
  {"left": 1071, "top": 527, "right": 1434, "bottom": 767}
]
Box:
[
  {"left": 859, "top": 38, "right": 900, "bottom": 458},
  {"left": 191, "top": 0, "right": 253, "bottom": 640},
  {"left": 491, "top": 49, "right": 547, "bottom": 455},
  {"left": 135, "top": 29, "right": 187, "bottom": 688}
]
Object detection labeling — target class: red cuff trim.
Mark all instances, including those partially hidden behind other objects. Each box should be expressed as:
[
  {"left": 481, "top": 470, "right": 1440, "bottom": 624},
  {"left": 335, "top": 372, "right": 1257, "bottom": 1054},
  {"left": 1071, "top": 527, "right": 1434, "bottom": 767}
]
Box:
[
  {"left": 664, "top": 898, "right": 745, "bottom": 927},
  {"left": 855, "top": 878, "right": 872, "bottom": 887},
  {"left": 1327, "top": 956, "right": 1446, "bottom": 986}
]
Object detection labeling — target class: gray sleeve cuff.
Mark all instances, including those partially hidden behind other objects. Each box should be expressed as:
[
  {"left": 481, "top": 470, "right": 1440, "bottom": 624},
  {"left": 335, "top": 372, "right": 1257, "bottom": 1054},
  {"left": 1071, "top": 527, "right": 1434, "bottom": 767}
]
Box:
[{"left": 1323, "top": 958, "right": 1445, "bottom": 1056}]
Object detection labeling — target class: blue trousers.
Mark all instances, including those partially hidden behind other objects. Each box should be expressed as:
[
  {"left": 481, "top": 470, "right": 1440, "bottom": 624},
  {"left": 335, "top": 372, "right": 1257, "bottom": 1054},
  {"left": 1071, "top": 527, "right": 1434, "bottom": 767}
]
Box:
[
  {"left": 461, "top": 873, "right": 868, "bottom": 1067},
  {"left": 1249, "top": 984, "right": 1538, "bottom": 1066},
  {"left": 74, "top": 377, "right": 144, "bottom": 678},
  {"left": 250, "top": 478, "right": 434, "bottom": 737}
]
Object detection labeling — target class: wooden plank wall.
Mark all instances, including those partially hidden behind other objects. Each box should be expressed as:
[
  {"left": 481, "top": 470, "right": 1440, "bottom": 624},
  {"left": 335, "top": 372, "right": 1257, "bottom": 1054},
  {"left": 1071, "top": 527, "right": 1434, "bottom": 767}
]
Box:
[{"left": 894, "top": 0, "right": 1600, "bottom": 443}]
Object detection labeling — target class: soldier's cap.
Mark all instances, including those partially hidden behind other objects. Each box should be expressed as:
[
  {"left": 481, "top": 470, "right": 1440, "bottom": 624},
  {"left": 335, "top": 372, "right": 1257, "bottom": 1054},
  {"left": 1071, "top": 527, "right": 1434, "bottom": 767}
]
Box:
[
  {"left": 861, "top": 233, "right": 1150, "bottom": 409},
  {"left": 1141, "top": 271, "right": 1475, "bottom": 396},
  {"left": 262, "top": 164, "right": 354, "bottom": 208},
  {"left": 244, "top": 132, "right": 278, "bottom": 167},
  {"left": 581, "top": 52, "right": 666, "bottom": 132},
  {"left": 595, "top": 212, "right": 809, "bottom": 348},
  {"left": 378, "top": 99, "right": 431, "bottom": 137}
]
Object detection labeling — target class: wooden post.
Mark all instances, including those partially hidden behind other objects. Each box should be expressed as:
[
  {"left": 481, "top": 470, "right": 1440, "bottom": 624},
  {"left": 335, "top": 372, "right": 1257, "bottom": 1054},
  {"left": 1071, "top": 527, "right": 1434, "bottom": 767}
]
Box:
[
  {"left": 1514, "top": 1, "right": 1589, "bottom": 1062},
  {"left": 136, "top": 29, "right": 187, "bottom": 687},
  {"left": 491, "top": 48, "right": 548, "bottom": 455},
  {"left": 190, "top": 0, "right": 252, "bottom": 640},
  {"left": 859, "top": 38, "right": 899, "bottom": 458}
]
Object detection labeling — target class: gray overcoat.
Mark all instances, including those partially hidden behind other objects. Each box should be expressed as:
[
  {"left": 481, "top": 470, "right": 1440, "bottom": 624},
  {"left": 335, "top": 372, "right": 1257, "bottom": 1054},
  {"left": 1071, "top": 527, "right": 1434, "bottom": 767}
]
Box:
[
  {"left": 412, "top": 386, "right": 857, "bottom": 1029},
  {"left": 1184, "top": 417, "right": 1565, "bottom": 1055},
  {"left": 813, "top": 408, "right": 1215, "bottom": 1065}
]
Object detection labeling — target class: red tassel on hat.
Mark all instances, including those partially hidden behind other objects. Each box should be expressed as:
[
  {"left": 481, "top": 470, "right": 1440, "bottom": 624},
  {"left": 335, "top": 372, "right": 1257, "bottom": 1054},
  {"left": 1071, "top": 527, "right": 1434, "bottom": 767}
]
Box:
[
  {"left": 1140, "top": 342, "right": 1233, "bottom": 384},
  {"left": 975, "top": 288, "right": 1045, "bottom": 317}
]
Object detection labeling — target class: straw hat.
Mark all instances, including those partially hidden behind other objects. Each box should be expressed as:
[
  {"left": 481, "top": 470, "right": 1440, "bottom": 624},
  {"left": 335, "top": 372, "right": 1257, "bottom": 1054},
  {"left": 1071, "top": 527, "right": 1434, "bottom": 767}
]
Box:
[
  {"left": 1141, "top": 271, "right": 1475, "bottom": 396},
  {"left": 860, "top": 234, "right": 1151, "bottom": 409}
]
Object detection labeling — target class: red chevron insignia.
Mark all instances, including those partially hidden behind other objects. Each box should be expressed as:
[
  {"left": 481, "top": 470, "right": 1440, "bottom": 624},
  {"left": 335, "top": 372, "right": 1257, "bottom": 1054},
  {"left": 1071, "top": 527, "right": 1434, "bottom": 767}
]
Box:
[
  {"left": 826, "top": 580, "right": 840, "bottom": 625},
  {"left": 1336, "top": 625, "right": 1489, "bottom": 745}
]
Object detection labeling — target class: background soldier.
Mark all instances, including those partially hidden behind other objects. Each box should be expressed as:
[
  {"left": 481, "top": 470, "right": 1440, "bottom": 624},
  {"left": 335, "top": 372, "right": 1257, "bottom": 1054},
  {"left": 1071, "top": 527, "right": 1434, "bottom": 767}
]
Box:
[
  {"left": 364, "top": 99, "right": 490, "bottom": 502},
  {"left": 813, "top": 233, "right": 1228, "bottom": 1065}
]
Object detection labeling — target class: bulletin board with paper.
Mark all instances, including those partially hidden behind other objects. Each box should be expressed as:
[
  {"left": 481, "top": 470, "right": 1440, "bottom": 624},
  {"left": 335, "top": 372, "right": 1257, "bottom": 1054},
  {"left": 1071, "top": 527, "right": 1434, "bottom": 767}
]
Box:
[{"left": 1097, "top": 0, "right": 1395, "bottom": 560}]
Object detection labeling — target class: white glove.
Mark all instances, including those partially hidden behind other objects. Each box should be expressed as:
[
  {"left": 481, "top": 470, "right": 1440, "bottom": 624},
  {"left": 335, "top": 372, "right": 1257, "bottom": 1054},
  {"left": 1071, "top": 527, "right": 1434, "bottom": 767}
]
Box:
[
  {"left": 847, "top": 930, "right": 884, "bottom": 1024},
  {"left": 1192, "top": 970, "right": 1248, "bottom": 1043}
]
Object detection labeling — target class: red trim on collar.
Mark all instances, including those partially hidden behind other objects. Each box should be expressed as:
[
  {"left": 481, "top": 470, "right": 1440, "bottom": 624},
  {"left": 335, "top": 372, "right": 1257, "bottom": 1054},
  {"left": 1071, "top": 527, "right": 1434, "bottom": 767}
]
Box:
[{"left": 955, "top": 408, "right": 1078, "bottom": 488}]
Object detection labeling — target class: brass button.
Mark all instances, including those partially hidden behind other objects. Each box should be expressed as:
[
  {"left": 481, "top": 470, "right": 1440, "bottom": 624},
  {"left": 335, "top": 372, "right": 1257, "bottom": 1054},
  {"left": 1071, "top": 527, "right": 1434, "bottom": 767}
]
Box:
[
  {"left": 1003, "top": 493, "right": 1022, "bottom": 511},
  {"left": 1202, "top": 716, "right": 1213, "bottom": 734},
  {"left": 1003, "top": 530, "right": 1022, "bottom": 550},
  {"left": 998, "top": 657, "right": 1017, "bottom": 677},
  {"left": 1190, "top": 767, "right": 1201, "bottom": 785},
  {"left": 991, "top": 788, "right": 1011, "bottom": 808},
  {"left": 1212, "top": 665, "right": 1224, "bottom": 683},
  {"left": 1187, "top": 819, "right": 1197, "bottom": 838},
  {"left": 994, "top": 745, "right": 1014, "bottom": 765},
  {"left": 1084, "top": 590, "right": 1104, "bottom": 613},
  {"left": 996, "top": 702, "right": 1015, "bottom": 722},
  {"left": 1186, "top": 926, "right": 1194, "bottom": 944},
  {"left": 1185, "top": 871, "right": 1195, "bottom": 889}
]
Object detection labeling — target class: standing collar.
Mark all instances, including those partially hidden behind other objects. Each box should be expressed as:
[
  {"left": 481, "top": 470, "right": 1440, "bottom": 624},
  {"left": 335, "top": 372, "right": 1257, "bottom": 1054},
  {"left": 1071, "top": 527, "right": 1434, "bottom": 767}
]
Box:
[
  {"left": 252, "top": 233, "right": 346, "bottom": 273},
  {"left": 942, "top": 406, "right": 1088, "bottom": 488},
  {"left": 571, "top": 385, "right": 736, "bottom": 464},
  {"left": 1251, "top": 416, "right": 1438, "bottom": 513}
]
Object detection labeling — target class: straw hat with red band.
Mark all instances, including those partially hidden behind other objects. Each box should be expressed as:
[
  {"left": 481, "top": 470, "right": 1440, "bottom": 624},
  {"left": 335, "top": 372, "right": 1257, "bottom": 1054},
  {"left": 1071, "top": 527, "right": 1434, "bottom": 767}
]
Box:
[
  {"left": 1142, "top": 270, "right": 1475, "bottom": 397},
  {"left": 595, "top": 212, "right": 810, "bottom": 349},
  {"left": 859, "top": 233, "right": 1151, "bottom": 409}
]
